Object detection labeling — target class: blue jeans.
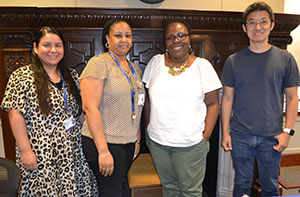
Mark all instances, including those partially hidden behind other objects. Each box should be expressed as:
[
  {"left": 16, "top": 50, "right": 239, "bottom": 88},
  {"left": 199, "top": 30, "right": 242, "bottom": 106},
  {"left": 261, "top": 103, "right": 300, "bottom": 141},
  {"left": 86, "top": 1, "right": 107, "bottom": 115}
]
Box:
[{"left": 231, "top": 131, "right": 281, "bottom": 197}]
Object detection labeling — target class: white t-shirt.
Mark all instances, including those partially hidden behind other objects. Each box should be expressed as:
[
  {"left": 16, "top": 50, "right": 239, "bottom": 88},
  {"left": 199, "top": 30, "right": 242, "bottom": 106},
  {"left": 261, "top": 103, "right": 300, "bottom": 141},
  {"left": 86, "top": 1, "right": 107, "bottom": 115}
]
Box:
[{"left": 142, "top": 54, "right": 222, "bottom": 147}]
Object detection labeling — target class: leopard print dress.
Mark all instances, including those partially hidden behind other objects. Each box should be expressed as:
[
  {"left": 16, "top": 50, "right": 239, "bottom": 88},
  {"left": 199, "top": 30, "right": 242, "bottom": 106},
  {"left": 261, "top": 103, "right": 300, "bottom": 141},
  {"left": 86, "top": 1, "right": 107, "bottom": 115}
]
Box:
[{"left": 1, "top": 65, "right": 98, "bottom": 197}]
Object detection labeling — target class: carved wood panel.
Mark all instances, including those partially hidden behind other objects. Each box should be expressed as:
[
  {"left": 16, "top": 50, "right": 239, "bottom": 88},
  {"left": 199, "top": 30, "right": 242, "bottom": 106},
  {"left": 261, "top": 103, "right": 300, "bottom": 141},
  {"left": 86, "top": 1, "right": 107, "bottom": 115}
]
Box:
[
  {"left": 0, "top": 48, "right": 31, "bottom": 161},
  {"left": 2, "top": 49, "right": 30, "bottom": 80},
  {"left": 132, "top": 31, "right": 165, "bottom": 72},
  {"left": 61, "top": 29, "right": 103, "bottom": 73}
]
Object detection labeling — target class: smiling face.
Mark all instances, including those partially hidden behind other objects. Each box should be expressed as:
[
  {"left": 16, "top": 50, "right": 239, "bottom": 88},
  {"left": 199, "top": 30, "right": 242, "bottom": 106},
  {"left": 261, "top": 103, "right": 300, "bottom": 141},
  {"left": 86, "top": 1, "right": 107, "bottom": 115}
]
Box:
[
  {"left": 34, "top": 33, "right": 64, "bottom": 69},
  {"left": 242, "top": 10, "right": 274, "bottom": 47},
  {"left": 165, "top": 22, "right": 190, "bottom": 61},
  {"left": 106, "top": 22, "right": 132, "bottom": 57}
]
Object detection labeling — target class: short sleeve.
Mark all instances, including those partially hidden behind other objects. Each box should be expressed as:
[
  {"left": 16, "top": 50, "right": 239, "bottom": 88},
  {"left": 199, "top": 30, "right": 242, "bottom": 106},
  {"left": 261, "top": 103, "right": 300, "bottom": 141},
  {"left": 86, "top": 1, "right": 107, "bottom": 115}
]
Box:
[
  {"left": 80, "top": 55, "right": 108, "bottom": 81},
  {"left": 221, "top": 56, "right": 235, "bottom": 88},
  {"left": 1, "top": 67, "right": 30, "bottom": 115},
  {"left": 70, "top": 68, "right": 81, "bottom": 91},
  {"left": 283, "top": 54, "right": 300, "bottom": 88},
  {"left": 142, "top": 54, "right": 162, "bottom": 88},
  {"left": 198, "top": 58, "right": 222, "bottom": 93}
]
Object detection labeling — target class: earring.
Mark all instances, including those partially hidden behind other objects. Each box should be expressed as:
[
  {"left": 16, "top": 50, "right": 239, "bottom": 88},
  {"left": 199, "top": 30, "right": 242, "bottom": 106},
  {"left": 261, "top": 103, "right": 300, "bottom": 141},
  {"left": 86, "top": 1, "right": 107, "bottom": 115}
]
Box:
[
  {"left": 189, "top": 45, "right": 193, "bottom": 54},
  {"left": 105, "top": 42, "right": 109, "bottom": 49},
  {"left": 165, "top": 49, "right": 169, "bottom": 56}
]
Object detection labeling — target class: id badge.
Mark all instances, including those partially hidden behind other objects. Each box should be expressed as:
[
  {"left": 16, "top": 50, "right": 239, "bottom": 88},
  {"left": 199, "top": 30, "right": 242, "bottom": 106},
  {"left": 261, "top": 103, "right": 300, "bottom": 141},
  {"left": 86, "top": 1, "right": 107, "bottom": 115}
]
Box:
[
  {"left": 138, "top": 93, "right": 145, "bottom": 106},
  {"left": 63, "top": 116, "right": 76, "bottom": 131}
]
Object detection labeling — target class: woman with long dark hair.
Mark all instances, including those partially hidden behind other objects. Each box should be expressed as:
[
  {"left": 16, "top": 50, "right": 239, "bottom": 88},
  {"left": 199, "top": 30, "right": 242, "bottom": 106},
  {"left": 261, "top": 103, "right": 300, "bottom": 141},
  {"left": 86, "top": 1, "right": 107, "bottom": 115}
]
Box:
[{"left": 1, "top": 26, "right": 98, "bottom": 196}]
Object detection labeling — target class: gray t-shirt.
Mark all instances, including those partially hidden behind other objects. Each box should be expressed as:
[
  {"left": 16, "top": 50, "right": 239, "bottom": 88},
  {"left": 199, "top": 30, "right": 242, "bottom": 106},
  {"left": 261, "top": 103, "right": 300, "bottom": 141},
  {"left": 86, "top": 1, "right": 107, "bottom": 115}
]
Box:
[
  {"left": 221, "top": 46, "right": 300, "bottom": 136},
  {"left": 80, "top": 54, "right": 145, "bottom": 143}
]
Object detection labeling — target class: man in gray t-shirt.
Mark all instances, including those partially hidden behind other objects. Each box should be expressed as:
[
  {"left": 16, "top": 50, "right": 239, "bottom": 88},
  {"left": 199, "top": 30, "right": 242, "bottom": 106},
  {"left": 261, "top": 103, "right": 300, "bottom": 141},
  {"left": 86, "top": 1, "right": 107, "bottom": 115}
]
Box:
[{"left": 221, "top": 2, "right": 300, "bottom": 197}]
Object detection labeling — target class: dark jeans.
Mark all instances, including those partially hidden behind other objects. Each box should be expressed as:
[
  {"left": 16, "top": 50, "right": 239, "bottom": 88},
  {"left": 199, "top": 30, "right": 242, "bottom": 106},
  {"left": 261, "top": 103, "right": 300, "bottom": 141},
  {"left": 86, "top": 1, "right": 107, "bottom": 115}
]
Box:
[
  {"left": 81, "top": 136, "right": 135, "bottom": 197},
  {"left": 231, "top": 131, "right": 281, "bottom": 197}
]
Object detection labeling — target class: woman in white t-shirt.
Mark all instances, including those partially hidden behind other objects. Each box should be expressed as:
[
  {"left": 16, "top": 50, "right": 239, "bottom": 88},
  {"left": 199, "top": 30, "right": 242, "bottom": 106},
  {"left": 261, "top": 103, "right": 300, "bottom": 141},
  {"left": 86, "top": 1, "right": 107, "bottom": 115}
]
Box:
[{"left": 142, "top": 20, "right": 222, "bottom": 197}]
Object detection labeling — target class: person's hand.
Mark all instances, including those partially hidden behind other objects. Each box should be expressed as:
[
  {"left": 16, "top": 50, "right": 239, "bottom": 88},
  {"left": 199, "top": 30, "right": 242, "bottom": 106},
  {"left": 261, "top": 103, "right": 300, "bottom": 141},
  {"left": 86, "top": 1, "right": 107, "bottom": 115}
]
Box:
[
  {"left": 20, "top": 149, "right": 37, "bottom": 170},
  {"left": 221, "top": 133, "right": 232, "bottom": 152},
  {"left": 202, "top": 132, "right": 210, "bottom": 142},
  {"left": 273, "top": 132, "right": 291, "bottom": 152},
  {"left": 133, "top": 141, "right": 140, "bottom": 160},
  {"left": 98, "top": 152, "right": 114, "bottom": 177}
]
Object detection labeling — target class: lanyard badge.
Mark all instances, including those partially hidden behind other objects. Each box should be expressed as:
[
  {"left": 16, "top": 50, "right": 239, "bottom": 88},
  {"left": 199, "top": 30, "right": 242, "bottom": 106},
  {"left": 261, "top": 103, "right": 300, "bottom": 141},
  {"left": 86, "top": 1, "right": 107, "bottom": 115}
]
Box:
[
  {"left": 63, "top": 115, "right": 76, "bottom": 131},
  {"left": 108, "top": 51, "right": 137, "bottom": 122},
  {"left": 47, "top": 72, "right": 75, "bottom": 131}
]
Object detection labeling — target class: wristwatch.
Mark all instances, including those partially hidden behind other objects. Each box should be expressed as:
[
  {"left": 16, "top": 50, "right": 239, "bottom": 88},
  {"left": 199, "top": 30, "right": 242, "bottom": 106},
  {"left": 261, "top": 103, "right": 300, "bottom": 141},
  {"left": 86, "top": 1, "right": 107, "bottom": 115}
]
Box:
[{"left": 283, "top": 128, "right": 295, "bottom": 136}]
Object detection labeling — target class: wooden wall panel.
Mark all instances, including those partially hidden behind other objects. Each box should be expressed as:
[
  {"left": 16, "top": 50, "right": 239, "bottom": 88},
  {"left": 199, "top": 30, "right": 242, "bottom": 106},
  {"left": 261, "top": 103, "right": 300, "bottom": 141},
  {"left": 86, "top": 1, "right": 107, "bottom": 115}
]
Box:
[
  {"left": 56, "top": 29, "right": 102, "bottom": 73},
  {"left": 0, "top": 48, "right": 31, "bottom": 161}
]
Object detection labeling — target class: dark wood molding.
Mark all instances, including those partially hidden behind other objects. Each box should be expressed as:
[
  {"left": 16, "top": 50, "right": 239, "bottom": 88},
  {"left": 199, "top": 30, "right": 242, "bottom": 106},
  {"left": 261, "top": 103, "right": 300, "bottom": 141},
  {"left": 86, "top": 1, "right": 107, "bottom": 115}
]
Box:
[
  {"left": 281, "top": 153, "right": 300, "bottom": 167},
  {"left": 2, "top": 48, "right": 31, "bottom": 79},
  {"left": 0, "top": 8, "right": 298, "bottom": 45},
  {"left": 0, "top": 7, "right": 298, "bottom": 31}
]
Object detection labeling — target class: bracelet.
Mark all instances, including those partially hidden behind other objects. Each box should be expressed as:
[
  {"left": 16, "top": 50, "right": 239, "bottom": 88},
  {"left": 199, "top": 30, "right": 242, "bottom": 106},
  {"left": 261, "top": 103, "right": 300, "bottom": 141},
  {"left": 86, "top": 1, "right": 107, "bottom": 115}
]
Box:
[
  {"left": 99, "top": 152, "right": 111, "bottom": 157},
  {"left": 136, "top": 140, "right": 141, "bottom": 144}
]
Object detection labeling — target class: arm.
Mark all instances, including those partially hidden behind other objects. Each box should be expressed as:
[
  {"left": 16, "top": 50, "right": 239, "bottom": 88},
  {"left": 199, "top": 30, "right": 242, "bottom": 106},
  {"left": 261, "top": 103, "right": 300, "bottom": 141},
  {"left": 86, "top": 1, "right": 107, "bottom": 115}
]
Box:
[
  {"left": 80, "top": 77, "right": 113, "bottom": 177},
  {"left": 133, "top": 86, "right": 149, "bottom": 159},
  {"left": 221, "top": 86, "right": 234, "bottom": 151},
  {"left": 8, "top": 109, "right": 37, "bottom": 170},
  {"left": 273, "top": 86, "right": 298, "bottom": 152},
  {"left": 143, "top": 87, "right": 150, "bottom": 127},
  {"left": 133, "top": 128, "right": 141, "bottom": 160},
  {"left": 203, "top": 89, "right": 220, "bottom": 141}
]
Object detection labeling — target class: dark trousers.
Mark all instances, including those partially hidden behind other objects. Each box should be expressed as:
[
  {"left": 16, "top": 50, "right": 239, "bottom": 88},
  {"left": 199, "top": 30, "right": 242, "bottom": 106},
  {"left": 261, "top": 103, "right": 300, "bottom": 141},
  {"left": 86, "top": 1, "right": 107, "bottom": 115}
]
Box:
[{"left": 82, "top": 136, "right": 135, "bottom": 197}]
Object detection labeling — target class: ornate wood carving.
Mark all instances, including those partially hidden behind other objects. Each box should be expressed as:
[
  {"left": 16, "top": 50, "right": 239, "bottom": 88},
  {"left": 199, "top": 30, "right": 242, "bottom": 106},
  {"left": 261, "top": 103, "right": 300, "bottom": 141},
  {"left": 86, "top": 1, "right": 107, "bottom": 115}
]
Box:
[
  {"left": 0, "top": 31, "right": 33, "bottom": 43},
  {"left": 0, "top": 8, "right": 299, "bottom": 32},
  {"left": 270, "top": 36, "right": 293, "bottom": 48},
  {"left": 3, "top": 50, "right": 30, "bottom": 80}
]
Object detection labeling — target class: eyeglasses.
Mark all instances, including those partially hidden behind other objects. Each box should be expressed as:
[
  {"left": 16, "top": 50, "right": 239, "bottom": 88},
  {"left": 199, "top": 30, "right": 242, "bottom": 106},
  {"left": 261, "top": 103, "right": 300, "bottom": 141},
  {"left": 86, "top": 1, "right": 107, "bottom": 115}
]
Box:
[
  {"left": 165, "top": 33, "right": 189, "bottom": 42},
  {"left": 246, "top": 18, "right": 270, "bottom": 29}
]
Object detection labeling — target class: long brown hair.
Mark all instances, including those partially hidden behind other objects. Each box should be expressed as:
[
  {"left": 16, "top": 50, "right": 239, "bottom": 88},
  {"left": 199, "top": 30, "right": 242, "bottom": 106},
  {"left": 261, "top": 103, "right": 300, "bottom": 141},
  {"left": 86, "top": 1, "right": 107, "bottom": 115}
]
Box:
[{"left": 32, "top": 26, "right": 82, "bottom": 116}]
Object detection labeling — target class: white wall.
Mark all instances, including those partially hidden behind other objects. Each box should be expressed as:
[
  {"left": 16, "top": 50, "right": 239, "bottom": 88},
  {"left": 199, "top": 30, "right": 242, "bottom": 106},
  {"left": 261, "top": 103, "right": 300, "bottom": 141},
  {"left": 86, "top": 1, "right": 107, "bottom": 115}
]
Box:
[
  {"left": 0, "top": 0, "right": 284, "bottom": 12},
  {"left": 284, "top": 116, "right": 300, "bottom": 154},
  {"left": 285, "top": 0, "right": 300, "bottom": 71}
]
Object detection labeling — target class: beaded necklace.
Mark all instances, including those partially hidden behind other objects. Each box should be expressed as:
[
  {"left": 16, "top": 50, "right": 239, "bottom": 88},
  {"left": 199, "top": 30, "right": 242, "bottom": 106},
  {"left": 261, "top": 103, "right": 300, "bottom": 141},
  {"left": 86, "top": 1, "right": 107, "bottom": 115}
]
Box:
[{"left": 168, "top": 56, "right": 188, "bottom": 76}]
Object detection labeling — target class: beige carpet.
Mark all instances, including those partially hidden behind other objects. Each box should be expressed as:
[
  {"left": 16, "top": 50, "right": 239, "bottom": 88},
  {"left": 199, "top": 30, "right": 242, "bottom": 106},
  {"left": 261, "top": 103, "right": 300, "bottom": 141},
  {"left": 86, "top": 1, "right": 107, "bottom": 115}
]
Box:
[{"left": 279, "top": 166, "right": 300, "bottom": 196}]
